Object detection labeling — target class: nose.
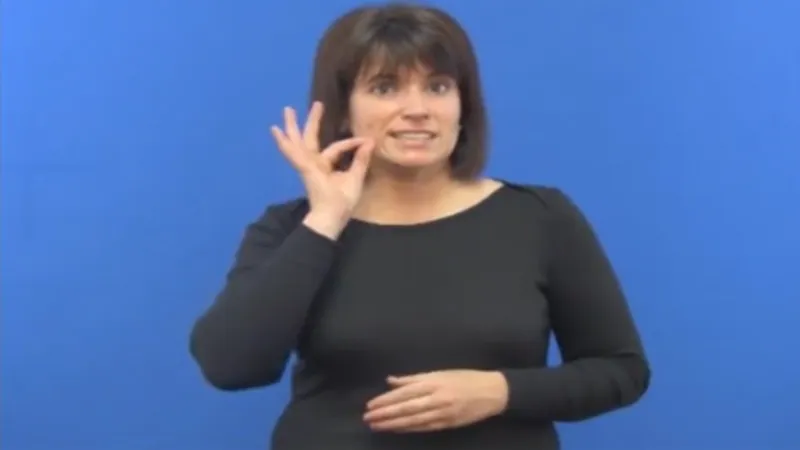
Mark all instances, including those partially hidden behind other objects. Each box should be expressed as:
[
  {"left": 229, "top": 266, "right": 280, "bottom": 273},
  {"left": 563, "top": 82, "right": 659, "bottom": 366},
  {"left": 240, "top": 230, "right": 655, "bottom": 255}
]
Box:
[{"left": 399, "top": 87, "right": 430, "bottom": 119}]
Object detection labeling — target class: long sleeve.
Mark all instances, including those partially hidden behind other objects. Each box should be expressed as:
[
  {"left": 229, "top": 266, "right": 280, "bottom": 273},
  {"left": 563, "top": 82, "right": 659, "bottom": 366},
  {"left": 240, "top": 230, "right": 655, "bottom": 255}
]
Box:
[
  {"left": 500, "top": 188, "right": 651, "bottom": 422},
  {"left": 189, "top": 200, "right": 337, "bottom": 391}
]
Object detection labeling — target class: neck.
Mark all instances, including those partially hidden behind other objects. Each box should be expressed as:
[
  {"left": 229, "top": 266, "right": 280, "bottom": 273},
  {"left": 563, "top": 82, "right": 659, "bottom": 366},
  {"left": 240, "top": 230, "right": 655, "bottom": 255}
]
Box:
[{"left": 355, "top": 167, "right": 460, "bottom": 223}]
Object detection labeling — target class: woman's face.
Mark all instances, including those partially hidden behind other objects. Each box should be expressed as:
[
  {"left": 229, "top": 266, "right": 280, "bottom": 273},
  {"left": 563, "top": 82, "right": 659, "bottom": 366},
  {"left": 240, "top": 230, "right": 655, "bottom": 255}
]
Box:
[{"left": 347, "top": 64, "right": 462, "bottom": 173}]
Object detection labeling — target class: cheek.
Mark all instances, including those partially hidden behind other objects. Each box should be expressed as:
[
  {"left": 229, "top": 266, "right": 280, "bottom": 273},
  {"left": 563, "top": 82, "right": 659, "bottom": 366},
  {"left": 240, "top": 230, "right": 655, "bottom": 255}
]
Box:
[
  {"left": 348, "top": 99, "right": 393, "bottom": 137},
  {"left": 442, "top": 103, "right": 462, "bottom": 147},
  {"left": 450, "top": 100, "right": 462, "bottom": 127},
  {"left": 437, "top": 97, "right": 461, "bottom": 129},
  {"left": 352, "top": 119, "right": 382, "bottom": 136},
  {"left": 347, "top": 119, "right": 378, "bottom": 142}
]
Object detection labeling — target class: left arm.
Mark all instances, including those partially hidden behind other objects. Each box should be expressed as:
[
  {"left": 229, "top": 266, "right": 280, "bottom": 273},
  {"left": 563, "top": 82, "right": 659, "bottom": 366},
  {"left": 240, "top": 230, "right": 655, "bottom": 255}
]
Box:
[
  {"left": 363, "top": 187, "right": 650, "bottom": 430},
  {"left": 499, "top": 187, "right": 651, "bottom": 422}
]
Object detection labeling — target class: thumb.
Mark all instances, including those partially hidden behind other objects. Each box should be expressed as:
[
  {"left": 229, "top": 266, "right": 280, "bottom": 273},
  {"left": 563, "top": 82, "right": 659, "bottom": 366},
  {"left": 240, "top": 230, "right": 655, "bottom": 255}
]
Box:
[{"left": 348, "top": 139, "right": 375, "bottom": 176}]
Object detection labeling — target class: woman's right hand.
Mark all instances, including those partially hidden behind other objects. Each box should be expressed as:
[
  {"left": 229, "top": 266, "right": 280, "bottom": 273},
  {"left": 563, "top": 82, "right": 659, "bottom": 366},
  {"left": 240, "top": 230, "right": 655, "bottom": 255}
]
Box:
[{"left": 270, "top": 101, "right": 375, "bottom": 239}]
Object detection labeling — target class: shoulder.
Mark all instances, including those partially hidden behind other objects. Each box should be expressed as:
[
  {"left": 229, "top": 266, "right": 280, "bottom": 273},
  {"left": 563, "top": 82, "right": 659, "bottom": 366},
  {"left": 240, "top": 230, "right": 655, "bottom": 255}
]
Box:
[
  {"left": 246, "top": 196, "right": 310, "bottom": 235},
  {"left": 498, "top": 179, "right": 583, "bottom": 218},
  {"left": 497, "top": 180, "right": 603, "bottom": 250}
]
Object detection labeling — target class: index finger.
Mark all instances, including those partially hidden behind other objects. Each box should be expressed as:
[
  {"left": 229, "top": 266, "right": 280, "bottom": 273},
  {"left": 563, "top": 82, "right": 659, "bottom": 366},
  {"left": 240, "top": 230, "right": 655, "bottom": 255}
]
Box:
[
  {"left": 302, "top": 101, "right": 324, "bottom": 152},
  {"left": 367, "top": 382, "right": 433, "bottom": 410}
]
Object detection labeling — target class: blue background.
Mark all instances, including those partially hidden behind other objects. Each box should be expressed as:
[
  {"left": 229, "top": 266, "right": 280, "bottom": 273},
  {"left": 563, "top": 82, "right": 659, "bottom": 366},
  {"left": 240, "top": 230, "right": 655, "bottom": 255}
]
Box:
[{"left": 2, "top": 0, "right": 799, "bottom": 448}]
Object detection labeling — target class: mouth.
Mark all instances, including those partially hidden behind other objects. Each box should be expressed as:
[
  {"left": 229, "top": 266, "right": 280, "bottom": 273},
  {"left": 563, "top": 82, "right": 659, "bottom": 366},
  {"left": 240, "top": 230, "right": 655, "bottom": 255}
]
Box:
[{"left": 387, "top": 130, "right": 438, "bottom": 142}]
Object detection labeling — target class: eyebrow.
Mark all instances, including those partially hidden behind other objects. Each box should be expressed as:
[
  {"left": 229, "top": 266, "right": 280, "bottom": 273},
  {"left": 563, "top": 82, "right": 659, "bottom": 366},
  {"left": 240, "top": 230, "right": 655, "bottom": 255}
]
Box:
[{"left": 365, "top": 72, "right": 397, "bottom": 83}]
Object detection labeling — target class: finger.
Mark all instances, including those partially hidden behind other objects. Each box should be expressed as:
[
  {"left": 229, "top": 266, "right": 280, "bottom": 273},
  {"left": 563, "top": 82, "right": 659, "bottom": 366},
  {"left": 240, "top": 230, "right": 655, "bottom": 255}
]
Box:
[
  {"left": 270, "top": 125, "right": 301, "bottom": 168},
  {"left": 283, "top": 107, "right": 304, "bottom": 144},
  {"left": 366, "top": 382, "right": 433, "bottom": 411},
  {"left": 387, "top": 374, "right": 427, "bottom": 386},
  {"left": 347, "top": 139, "right": 375, "bottom": 177},
  {"left": 368, "top": 408, "right": 449, "bottom": 432},
  {"left": 366, "top": 383, "right": 430, "bottom": 410},
  {"left": 302, "top": 101, "right": 324, "bottom": 152},
  {"left": 364, "top": 395, "right": 439, "bottom": 422},
  {"left": 320, "top": 136, "right": 368, "bottom": 166},
  {"left": 399, "top": 421, "right": 450, "bottom": 433}
]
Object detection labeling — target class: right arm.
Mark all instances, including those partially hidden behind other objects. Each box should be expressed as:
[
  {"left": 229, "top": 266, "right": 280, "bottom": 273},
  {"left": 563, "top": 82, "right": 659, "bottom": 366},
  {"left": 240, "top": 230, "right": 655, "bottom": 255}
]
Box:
[
  {"left": 189, "top": 202, "right": 344, "bottom": 391},
  {"left": 192, "top": 101, "right": 375, "bottom": 391}
]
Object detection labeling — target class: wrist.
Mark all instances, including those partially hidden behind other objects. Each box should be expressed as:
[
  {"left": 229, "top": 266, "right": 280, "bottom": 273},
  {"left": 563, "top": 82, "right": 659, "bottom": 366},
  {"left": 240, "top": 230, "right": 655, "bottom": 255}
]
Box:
[
  {"left": 303, "top": 210, "right": 350, "bottom": 240},
  {"left": 483, "top": 371, "right": 510, "bottom": 416}
]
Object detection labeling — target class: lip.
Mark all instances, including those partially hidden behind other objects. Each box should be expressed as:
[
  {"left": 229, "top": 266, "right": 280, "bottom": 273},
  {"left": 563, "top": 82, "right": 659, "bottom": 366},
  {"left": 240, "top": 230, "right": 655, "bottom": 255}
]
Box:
[{"left": 388, "top": 130, "right": 438, "bottom": 138}]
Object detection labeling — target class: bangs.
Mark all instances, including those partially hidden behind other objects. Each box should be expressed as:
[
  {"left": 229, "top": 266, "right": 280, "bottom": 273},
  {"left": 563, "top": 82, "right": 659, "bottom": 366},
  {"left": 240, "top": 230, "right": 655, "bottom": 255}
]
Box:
[{"left": 341, "top": 20, "right": 463, "bottom": 84}]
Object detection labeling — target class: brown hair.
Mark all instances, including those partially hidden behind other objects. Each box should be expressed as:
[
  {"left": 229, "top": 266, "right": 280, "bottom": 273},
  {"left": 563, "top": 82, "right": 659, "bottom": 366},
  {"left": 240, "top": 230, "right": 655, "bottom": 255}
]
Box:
[{"left": 308, "top": 2, "right": 489, "bottom": 180}]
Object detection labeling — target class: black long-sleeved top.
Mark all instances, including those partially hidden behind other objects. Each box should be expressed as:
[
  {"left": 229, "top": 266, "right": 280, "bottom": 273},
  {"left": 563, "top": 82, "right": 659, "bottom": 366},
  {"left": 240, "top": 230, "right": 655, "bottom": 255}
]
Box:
[{"left": 189, "top": 181, "right": 650, "bottom": 450}]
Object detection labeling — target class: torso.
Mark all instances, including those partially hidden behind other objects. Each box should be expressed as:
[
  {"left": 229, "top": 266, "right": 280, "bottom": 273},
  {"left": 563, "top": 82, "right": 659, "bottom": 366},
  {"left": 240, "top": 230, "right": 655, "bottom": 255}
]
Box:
[
  {"left": 352, "top": 178, "right": 505, "bottom": 226},
  {"left": 273, "top": 181, "right": 562, "bottom": 450}
]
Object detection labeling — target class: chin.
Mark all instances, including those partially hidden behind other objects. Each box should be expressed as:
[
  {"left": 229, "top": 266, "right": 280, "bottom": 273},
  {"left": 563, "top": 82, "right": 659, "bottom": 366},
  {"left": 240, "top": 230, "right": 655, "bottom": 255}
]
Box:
[
  {"left": 383, "top": 152, "right": 449, "bottom": 170},
  {"left": 378, "top": 144, "right": 446, "bottom": 166}
]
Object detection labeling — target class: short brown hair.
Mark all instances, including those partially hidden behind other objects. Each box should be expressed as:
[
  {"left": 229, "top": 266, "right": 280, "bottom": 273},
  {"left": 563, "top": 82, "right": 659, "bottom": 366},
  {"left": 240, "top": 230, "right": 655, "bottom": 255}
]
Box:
[{"left": 308, "top": 2, "right": 489, "bottom": 180}]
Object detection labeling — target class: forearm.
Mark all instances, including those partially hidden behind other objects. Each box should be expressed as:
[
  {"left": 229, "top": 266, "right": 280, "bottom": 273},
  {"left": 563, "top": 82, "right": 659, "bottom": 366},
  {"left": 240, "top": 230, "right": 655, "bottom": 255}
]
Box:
[
  {"left": 502, "top": 187, "right": 651, "bottom": 422},
  {"left": 190, "top": 224, "right": 337, "bottom": 390},
  {"left": 500, "top": 352, "right": 650, "bottom": 422}
]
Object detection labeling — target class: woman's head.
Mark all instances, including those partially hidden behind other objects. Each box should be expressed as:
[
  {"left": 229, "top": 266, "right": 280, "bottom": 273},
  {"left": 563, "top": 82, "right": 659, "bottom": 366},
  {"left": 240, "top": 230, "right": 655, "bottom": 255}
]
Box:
[{"left": 309, "top": 3, "right": 488, "bottom": 180}]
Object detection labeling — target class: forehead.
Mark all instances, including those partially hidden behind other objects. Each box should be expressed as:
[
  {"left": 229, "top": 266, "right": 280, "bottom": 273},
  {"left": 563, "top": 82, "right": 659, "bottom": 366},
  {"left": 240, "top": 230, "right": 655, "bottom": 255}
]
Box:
[{"left": 349, "top": 38, "right": 459, "bottom": 80}]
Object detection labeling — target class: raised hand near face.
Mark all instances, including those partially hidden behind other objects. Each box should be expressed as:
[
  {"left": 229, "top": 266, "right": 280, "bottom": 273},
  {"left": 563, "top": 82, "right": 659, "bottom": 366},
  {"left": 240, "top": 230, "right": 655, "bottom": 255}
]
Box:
[{"left": 271, "top": 101, "right": 375, "bottom": 239}]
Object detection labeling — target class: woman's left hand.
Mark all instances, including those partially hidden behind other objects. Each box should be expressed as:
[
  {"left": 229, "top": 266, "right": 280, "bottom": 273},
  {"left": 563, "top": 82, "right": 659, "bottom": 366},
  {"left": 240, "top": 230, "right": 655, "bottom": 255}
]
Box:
[{"left": 363, "top": 370, "right": 509, "bottom": 433}]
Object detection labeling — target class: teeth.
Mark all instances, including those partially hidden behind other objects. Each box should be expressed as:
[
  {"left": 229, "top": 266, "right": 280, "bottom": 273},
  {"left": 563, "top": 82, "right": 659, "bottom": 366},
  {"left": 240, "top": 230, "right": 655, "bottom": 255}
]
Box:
[{"left": 393, "top": 132, "right": 433, "bottom": 140}]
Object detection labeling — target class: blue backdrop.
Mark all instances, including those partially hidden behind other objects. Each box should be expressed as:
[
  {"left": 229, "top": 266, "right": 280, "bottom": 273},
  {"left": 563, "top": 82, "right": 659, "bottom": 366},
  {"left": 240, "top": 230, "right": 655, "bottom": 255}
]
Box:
[{"left": 2, "top": 0, "right": 798, "bottom": 448}]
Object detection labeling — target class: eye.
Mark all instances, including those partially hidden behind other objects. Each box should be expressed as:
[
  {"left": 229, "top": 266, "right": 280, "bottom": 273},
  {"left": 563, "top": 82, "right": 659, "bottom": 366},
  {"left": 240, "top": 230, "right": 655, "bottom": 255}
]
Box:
[
  {"left": 369, "top": 80, "right": 396, "bottom": 96},
  {"left": 428, "top": 79, "right": 453, "bottom": 94}
]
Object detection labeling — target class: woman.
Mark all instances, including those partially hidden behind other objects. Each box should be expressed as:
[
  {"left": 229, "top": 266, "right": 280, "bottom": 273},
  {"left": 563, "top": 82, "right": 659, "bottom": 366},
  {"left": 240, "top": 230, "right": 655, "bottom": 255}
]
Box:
[{"left": 189, "top": 3, "right": 650, "bottom": 449}]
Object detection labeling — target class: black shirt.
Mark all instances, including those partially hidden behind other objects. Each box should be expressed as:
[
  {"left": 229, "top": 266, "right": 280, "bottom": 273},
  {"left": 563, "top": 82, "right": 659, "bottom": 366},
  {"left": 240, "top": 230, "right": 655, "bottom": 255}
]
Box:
[{"left": 189, "top": 181, "right": 650, "bottom": 450}]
